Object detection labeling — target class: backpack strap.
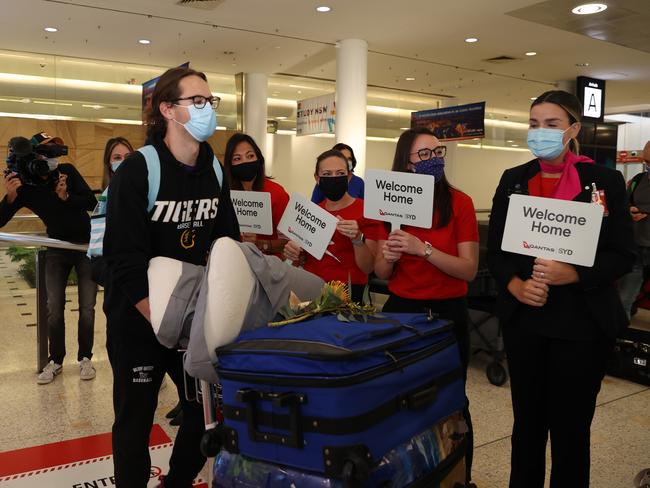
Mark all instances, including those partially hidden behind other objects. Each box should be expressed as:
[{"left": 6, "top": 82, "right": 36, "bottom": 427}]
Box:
[
  {"left": 212, "top": 156, "right": 223, "bottom": 189},
  {"left": 137, "top": 146, "right": 223, "bottom": 211},
  {"left": 137, "top": 145, "right": 161, "bottom": 212}
]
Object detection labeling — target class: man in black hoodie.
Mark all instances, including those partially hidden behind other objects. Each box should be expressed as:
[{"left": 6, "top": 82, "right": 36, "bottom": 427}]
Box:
[
  {"left": 103, "top": 67, "right": 239, "bottom": 487},
  {"left": 0, "top": 132, "right": 98, "bottom": 384}
]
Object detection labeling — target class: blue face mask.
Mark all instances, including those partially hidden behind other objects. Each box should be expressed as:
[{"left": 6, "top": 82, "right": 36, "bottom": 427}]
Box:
[
  {"left": 413, "top": 157, "right": 445, "bottom": 181},
  {"left": 527, "top": 127, "right": 570, "bottom": 160},
  {"left": 174, "top": 104, "right": 217, "bottom": 142},
  {"left": 111, "top": 160, "right": 123, "bottom": 172}
]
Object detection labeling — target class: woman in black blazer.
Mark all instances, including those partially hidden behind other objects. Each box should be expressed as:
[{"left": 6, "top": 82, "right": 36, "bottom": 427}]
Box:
[{"left": 487, "top": 90, "right": 635, "bottom": 488}]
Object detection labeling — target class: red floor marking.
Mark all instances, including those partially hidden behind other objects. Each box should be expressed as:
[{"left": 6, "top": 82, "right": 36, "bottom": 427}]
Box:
[{"left": 0, "top": 424, "right": 170, "bottom": 477}]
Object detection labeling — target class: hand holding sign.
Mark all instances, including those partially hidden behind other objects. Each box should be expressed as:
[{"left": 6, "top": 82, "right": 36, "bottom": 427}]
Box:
[
  {"left": 532, "top": 257, "right": 579, "bottom": 286},
  {"left": 277, "top": 193, "right": 338, "bottom": 260},
  {"left": 364, "top": 169, "right": 435, "bottom": 231},
  {"left": 386, "top": 229, "right": 426, "bottom": 257}
]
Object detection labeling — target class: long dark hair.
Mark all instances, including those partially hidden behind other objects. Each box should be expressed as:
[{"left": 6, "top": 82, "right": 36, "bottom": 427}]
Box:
[
  {"left": 393, "top": 127, "right": 453, "bottom": 228},
  {"left": 531, "top": 90, "right": 582, "bottom": 154},
  {"left": 332, "top": 143, "right": 357, "bottom": 171},
  {"left": 223, "top": 133, "right": 267, "bottom": 191},
  {"left": 145, "top": 67, "right": 208, "bottom": 140},
  {"left": 102, "top": 136, "right": 134, "bottom": 189}
]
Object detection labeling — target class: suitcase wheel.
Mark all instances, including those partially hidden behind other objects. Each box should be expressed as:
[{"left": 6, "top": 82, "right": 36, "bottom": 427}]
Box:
[
  {"left": 200, "top": 425, "right": 223, "bottom": 458},
  {"left": 486, "top": 361, "right": 507, "bottom": 386},
  {"left": 341, "top": 453, "right": 371, "bottom": 488}
]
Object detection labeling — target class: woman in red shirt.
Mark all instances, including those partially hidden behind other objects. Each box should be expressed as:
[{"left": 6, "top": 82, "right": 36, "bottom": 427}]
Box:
[
  {"left": 284, "top": 149, "right": 383, "bottom": 302},
  {"left": 223, "top": 133, "right": 289, "bottom": 256},
  {"left": 374, "top": 127, "right": 479, "bottom": 487}
]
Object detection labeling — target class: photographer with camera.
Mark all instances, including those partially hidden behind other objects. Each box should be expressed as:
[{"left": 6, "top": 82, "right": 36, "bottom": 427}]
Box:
[{"left": 0, "top": 132, "right": 98, "bottom": 384}]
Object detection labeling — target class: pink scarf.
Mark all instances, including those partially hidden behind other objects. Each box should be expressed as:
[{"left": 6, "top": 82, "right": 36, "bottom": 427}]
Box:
[{"left": 538, "top": 151, "right": 594, "bottom": 201}]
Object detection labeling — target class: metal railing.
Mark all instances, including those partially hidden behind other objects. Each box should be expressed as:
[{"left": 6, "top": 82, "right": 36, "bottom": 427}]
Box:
[{"left": 0, "top": 232, "right": 88, "bottom": 372}]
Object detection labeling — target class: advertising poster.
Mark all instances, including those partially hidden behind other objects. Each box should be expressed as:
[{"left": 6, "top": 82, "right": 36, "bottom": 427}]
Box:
[
  {"left": 296, "top": 93, "right": 336, "bottom": 136},
  {"left": 411, "top": 101, "right": 486, "bottom": 141},
  {"left": 142, "top": 62, "right": 190, "bottom": 121}
]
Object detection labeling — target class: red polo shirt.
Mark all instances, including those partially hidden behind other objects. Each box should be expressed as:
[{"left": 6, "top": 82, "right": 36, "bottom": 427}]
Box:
[
  {"left": 377, "top": 188, "right": 478, "bottom": 300},
  {"left": 303, "top": 198, "right": 384, "bottom": 285}
]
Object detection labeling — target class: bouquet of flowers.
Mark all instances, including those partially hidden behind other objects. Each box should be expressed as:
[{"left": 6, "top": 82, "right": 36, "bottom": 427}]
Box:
[{"left": 268, "top": 280, "right": 377, "bottom": 327}]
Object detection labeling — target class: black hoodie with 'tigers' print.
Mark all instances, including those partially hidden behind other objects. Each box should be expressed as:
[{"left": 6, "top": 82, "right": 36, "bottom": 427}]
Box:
[{"left": 103, "top": 134, "right": 240, "bottom": 339}]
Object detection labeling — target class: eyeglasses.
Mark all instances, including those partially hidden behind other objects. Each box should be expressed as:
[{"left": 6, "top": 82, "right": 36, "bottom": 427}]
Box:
[
  {"left": 410, "top": 146, "right": 447, "bottom": 161},
  {"left": 172, "top": 95, "right": 221, "bottom": 110}
]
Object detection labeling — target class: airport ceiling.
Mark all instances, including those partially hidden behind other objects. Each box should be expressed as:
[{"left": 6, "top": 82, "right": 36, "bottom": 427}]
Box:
[{"left": 1, "top": 0, "right": 650, "bottom": 119}]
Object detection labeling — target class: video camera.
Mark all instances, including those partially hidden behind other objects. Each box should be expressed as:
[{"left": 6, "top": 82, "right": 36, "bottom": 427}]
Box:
[{"left": 5, "top": 136, "right": 68, "bottom": 186}]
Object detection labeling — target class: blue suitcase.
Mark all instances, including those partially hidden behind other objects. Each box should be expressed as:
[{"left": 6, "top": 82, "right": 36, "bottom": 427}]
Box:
[{"left": 211, "top": 313, "right": 465, "bottom": 486}]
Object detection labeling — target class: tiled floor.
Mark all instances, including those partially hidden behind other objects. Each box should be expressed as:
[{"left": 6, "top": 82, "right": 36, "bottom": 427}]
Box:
[{"left": 0, "top": 250, "right": 648, "bottom": 487}]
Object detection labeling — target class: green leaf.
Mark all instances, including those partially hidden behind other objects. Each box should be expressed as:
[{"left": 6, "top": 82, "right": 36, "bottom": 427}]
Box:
[{"left": 362, "top": 283, "right": 371, "bottom": 306}]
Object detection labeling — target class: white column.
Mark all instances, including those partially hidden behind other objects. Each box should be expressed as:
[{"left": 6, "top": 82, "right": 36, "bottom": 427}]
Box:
[
  {"left": 243, "top": 73, "right": 268, "bottom": 158},
  {"left": 265, "top": 132, "right": 275, "bottom": 176},
  {"left": 336, "top": 39, "right": 368, "bottom": 176}
]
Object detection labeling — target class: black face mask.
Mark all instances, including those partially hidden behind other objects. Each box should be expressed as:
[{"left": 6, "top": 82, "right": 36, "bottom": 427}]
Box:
[
  {"left": 319, "top": 175, "right": 349, "bottom": 201},
  {"left": 231, "top": 161, "right": 259, "bottom": 182}
]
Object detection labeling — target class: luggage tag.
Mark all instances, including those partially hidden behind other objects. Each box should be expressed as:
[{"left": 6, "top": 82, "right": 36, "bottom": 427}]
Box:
[{"left": 591, "top": 183, "right": 609, "bottom": 217}]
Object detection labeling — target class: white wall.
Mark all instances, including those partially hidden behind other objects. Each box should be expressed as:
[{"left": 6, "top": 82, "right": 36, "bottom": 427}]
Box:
[
  {"left": 268, "top": 133, "right": 532, "bottom": 210},
  {"left": 617, "top": 120, "right": 650, "bottom": 150}
]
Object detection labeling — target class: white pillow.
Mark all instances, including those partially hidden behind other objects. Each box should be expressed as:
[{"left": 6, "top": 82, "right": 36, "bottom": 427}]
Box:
[
  {"left": 147, "top": 256, "right": 184, "bottom": 335},
  {"left": 203, "top": 237, "right": 256, "bottom": 361}
]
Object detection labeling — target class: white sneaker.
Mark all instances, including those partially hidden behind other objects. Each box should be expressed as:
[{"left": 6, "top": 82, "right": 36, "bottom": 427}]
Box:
[
  {"left": 37, "top": 360, "right": 62, "bottom": 384},
  {"left": 79, "top": 357, "right": 96, "bottom": 381}
]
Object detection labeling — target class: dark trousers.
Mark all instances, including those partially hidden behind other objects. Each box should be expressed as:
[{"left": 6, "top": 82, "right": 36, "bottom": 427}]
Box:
[
  {"left": 503, "top": 324, "right": 614, "bottom": 488},
  {"left": 45, "top": 248, "right": 97, "bottom": 364},
  {"left": 107, "top": 329, "right": 206, "bottom": 488},
  {"left": 382, "top": 294, "right": 474, "bottom": 483}
]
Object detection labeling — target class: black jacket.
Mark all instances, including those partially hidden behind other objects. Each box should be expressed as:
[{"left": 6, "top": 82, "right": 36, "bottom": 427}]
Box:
[
  {"left": 103, "top": 135, "right": 240, "bottom": 339},
  {"left": 487, "top": 159, "right": 635, "bottom": 340},
  {"left": 0, "top": 163, "right": 96, "bottom": 243}
]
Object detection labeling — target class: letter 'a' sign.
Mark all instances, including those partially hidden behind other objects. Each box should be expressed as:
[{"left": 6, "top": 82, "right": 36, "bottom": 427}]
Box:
[
  {"left": 501, "top": 194, "right": 604, "bottom": 267},
  {"left": 231, "top": 190, "right": 273, "bottom": 235},
  {"left": 278, "top": 193, "right": 338, "bottom": 260},
  {"left": 364, "top": 169, "right": 435, "bottom": 230}
]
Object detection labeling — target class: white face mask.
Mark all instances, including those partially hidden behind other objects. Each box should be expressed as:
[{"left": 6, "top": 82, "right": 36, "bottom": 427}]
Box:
[
  {"left": 111, "top": 160, "right": 123, "bottom": 172},
  {"left": 46, "top": 158, "right": 59, "bottom": 171}
]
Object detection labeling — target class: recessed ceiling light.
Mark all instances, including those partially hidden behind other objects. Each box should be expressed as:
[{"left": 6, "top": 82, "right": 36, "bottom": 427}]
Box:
[
  {"left": 506, "top": 140, "right": 514, "bottom": 143},
  {"left": 530, "top": 97, "right": 537, "bottom": 100},
  {"left": 138, "top": 39, "right": 151, "bottom": 45},
  {"left": 525, "top": 51, "right": 537, "bottom": 56},
  {"left": 276, "top": 116, "right": 287, "bottom": 120},
  {"left": 316, "top": 5, "right": 331, "bottom": 12},
  {"left": 575, "top": 62, "right": 591, "bottom": 67},
  {"left": 405, "top": 77, "right": 416, "bottom": 81},
  {"left": 571, "top": 3, "right": 608, "bottom": 15},
  {"left": 44, "top": 27, "right": 58, "bottom": 33},
  {"left": 400, "top": 127, "right": 410, "bottom": 130},
  {"left": 511, "top": 144, "right": 519, "bottom": 147},
  {"left": 465, "top": 37, "right": 479, "bottom": 43}
]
